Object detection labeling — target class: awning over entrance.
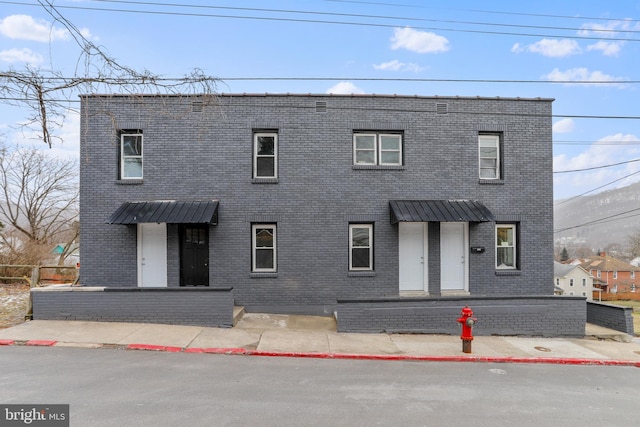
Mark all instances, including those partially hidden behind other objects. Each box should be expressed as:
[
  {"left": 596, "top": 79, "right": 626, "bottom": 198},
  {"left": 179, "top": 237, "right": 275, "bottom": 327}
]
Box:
[
  {"left": 107, "top": 200, "right": 219, "bottom": 225},
  {"left": 389, "top": 200, "right": 494, "bottom": 224}
]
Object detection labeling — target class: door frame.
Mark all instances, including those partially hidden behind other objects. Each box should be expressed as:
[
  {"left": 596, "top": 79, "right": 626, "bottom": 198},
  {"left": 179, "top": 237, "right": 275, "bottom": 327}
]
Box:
[
  {"left": 398, "top": 222, "right": 428, "bottom": 294},
  {"left": 179, "top": 224, "right": 210, "bottom": 286},
  {"left": 137, "top": 222, "right": 168, "bottom": 287},
  {"left": 439, "top": 222, "right": 469, "bottom": 293}
]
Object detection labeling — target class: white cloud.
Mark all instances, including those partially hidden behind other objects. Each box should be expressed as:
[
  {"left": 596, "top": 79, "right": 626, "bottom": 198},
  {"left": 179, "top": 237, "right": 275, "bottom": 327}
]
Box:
[
  {"left": 554, "top": 133, "right": 640, "bottom": 198},
  {"left": 0, "top": 47, "right": 43, "bottom": 64},
  {"left": 373, "top": 59, "right": 424, "bottom": 72},
  {"left": 0, "top": 14, "right": 69, "bottom": 42},
  {"left": 326, "top": 82, "right": 365, "bottom": 95},
  {"left": 587, "top": 41, "right": 623, "bottom": 56},
  {"left": 553, "top": 118, "right": 575, "bottom": 134},
  {"left": 542, "top": 67, "right": 626, "bottom": 87},
  {"left": 391, "top": 27, "right": 449, "bottom": 54},
  {"left": 511, "top": 39, "right": 581, "bottom": 57}
]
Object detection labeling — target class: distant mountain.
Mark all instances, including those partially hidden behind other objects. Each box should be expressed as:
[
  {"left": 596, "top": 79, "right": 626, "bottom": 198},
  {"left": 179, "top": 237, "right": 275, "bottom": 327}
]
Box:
[{"left": 554, "top": 181, "right": 640, "bottom": 250}]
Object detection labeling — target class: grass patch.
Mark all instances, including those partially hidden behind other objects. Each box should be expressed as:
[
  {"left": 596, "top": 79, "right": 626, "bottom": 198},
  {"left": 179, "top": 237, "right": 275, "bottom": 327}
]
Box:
[{"left": 0, "top": 283, "right": 29, "bottom": 329}]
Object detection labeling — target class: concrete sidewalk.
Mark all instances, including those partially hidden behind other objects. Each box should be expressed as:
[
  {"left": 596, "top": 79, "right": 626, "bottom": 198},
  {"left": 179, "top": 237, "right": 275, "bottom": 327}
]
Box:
[{"left": 1, "top": 313, "right": 639, "bottom": 366}]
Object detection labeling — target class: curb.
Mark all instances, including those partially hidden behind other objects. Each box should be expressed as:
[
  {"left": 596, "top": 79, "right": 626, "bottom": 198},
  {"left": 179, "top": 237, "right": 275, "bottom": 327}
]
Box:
[
  {"left": 125, "top": 344, "right": 640, "bottom": 367},
  {"left": 2, "top": 340, "right": 639, "bottom": 367}
]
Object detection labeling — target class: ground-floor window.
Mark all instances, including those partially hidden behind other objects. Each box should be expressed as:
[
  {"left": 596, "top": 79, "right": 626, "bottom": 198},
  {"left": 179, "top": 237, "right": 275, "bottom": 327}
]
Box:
[
  {"left": 496, "top": 223, "right": 517, "bottom": 269},
  {"left": 252, "top": 224, "right": 276, "bottom": 272},
  {"left": 349, "top": 223, "right": 373, "bottom": 270}
]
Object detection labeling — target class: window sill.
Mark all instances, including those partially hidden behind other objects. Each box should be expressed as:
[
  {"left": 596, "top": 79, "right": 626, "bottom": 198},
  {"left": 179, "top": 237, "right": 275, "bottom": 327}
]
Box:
[
  {"left": 479, "top": 179, "right": 504, "bottom": 185},
  {"left": 348, "top": 271, "right": 376, "bottom": 277},
  {"left": 252, "top": 178, "right": 279, "bottom": 184},
  {"left": 495, "top": 270, "right": 521, "bottom": 276},
  {"left": 353, "top": 165, "right": 405, "bottom": 170},
  {"left": 250, "top": 272, "right": 278, "bottom": 278},
  {"left": 116, "top": 179, "right": 143, "bottom": 185}
]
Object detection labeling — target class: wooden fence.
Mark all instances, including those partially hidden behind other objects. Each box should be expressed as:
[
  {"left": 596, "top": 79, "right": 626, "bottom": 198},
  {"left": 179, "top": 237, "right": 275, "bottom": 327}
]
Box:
[{"left": 0, "top": 264, "right": 79, "bottom": 286}]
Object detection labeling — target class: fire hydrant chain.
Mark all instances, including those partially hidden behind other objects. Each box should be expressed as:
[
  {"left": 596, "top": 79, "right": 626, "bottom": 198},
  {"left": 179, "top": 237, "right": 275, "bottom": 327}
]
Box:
[{"left": 457, "top": 305, "right": 477, "bottom": 354}]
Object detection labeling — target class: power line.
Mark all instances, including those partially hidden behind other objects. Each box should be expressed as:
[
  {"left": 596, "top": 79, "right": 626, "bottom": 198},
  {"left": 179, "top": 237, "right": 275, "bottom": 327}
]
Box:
[
  {"left": 555, "top": 170, "right": 640, "bottom": 205},
  {"left": 2, "top": 0, "right": 639, "bottom": 42},
  {"left": 554, "top": 206, "right": 640, "bottom": 233},
  {"left": 325, "top": 0, "right": 640, "bottom": 24},
  {"left": 88, "top": 0, "right": 640, "bottom": 36},
  {"left": 554, "top": 158, "right": 640, "bottom": 174}
]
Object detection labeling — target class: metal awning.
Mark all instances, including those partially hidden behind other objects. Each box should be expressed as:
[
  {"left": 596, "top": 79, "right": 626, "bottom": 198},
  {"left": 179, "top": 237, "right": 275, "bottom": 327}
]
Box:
[
  {"left": 107, "top": 200, "right": 219, "bottom": 225},
  {"left": 389, "top": 200, "right": 494, "bottom": 224}
]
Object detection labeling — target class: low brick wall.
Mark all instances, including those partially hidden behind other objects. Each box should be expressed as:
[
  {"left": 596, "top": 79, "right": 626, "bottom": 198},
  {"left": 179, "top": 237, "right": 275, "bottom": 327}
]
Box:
[
  {"left": 336, "top": 296, "right": 586, "bottom": 337},
  {"left": 586, "top": 301, "right": 634, "bottom": 335},
  {"left": 31, "top": 286, "right": 234, "bottom": 327}
]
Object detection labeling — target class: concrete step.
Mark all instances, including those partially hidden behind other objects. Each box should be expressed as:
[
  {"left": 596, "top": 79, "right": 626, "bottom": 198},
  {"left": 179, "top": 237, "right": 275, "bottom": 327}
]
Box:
[{"left": 232, "top": 306, "right": 245, "bottom": 326}]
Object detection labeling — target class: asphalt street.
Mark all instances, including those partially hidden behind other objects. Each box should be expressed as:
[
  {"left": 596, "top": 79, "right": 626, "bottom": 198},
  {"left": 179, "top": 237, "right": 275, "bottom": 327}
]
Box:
[{"left": 1, "top": 346, "right": 637, "bottom": 427}]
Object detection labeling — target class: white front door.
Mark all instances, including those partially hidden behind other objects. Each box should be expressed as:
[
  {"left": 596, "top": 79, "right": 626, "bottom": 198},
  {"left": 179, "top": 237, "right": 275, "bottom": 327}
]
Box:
[
  {"left": 137, "top": 223, "right": 168, "bottom": 287},
  {"left": 440, "top": 222, "right": 468, "bottom": 291},
  {"left": 399, "top": 222, "right": 427, "bottom": 292}
]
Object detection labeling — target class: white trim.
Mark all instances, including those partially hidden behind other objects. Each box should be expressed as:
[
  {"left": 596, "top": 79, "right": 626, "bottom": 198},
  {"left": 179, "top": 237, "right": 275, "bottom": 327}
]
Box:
[
  {"left": 353, "top": 132, "right": 402, "bottom": 166},
  {"left": 121, "top": 132, "right": 143, "bottom": 179},
  {"left": 479, "top": 134, "right": 500, "bottom": 179},
  {"left": 253, "top": 133, "right": 278, "bottom": 179},
  {"left": 496, "top": 224, "right": 517, "bottom": 269},
  {"left": 252, "top": 223, "right": 277, "bottom": 272},
  {"left": 349, "top": 223, "right": 373, "bottom": 271}
]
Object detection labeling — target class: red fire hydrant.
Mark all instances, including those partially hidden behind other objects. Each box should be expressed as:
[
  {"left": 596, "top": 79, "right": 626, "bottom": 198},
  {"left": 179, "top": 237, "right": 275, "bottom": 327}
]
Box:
[{"left": 457, "top": 306, "right": 477, "bottom": 354}]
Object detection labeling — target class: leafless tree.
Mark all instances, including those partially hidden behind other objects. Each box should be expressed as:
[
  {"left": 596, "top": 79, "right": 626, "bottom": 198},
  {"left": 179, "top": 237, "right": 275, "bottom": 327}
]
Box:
[
  {"left": 0, "top": 1, "right": 221, "bottom": 148},
  {"left": 0, "top": 145, "right": 78, "bottom": 265}
]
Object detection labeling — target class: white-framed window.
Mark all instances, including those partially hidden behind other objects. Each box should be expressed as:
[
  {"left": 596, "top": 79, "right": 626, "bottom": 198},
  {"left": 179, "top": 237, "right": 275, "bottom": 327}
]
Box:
[
  {"left": 252, "top": 224, "right": 276, "bottom": 272},
  {"left": 597, "top": 270, "right": 601, "bottom": 278},
  {"left": 353, "top": 132, "right": 402, "bottom": 166},
  {"left": 496, "top": 224, "right": 516, "bottom": 269},
  {"left": 570, "top": 279, "right": 574, "bottom": 287},
  {"left": 582, "top": 279, "right": 586, "bottom": 287},
  {"left": 631, "top": 271, "right": 635, "bottom": 279},
  {"left": 613, "top": 271, "right": 618, "bottom": 279},
  {"left": 120, "top": 131, "right": 143, "bottom": 179},
  {"left": 479, "top": 134, "right": 500, "bottom": 179},
  {"left": 349, "top": 224, "right": 373, "bottom": 270},
  {"left": 253, "top": 132, "right": 278, "bottom": 178}
]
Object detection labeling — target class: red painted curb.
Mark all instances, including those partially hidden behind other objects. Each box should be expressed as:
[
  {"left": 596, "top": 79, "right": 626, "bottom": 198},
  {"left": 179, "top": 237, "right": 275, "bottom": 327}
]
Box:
[
  {"left": 127, "top": 344, "right": 182, "bottom": 352},
  {"left": 25, "top": 340, "right": 57, "bottom": 347},
  {"left": 0, "top": 339, "right": 15, "bottom": 346}
]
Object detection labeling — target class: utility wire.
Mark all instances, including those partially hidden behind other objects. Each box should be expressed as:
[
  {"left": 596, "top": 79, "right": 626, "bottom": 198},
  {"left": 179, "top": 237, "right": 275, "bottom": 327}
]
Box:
[
  {"left": 555, "top": 170, "right": 640, "bottom": 206},
  {"left": 1, "top": 0, "right": 638, "bottom": 42},
  {"left": 554, "top": 206, "right": 640, "bottom": 233},
  {"left": 87, "top": 0, "right": 640, "bottom": 36},
  {"left": 554, "top": 158, "right": 640, "bottom": 173}
]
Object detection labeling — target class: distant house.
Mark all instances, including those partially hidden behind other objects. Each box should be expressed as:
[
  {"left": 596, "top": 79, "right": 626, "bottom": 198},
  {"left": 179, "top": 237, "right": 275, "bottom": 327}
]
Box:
[
  {"left": 580, "top": 253, "right": 640, "bottom": 294},
  {"left": 554, "top": 261, "right": 594, "bottom": 301}
]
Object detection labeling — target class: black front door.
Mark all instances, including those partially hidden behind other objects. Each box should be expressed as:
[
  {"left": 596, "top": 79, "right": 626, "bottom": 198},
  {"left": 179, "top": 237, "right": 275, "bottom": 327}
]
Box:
[{"left": 180, "top": 225, "right": 209, "bottom": 286}]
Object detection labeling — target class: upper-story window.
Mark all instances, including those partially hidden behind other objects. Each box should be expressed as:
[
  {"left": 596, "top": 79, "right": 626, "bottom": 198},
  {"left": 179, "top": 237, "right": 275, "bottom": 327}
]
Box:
[
  {"left": 569, "top": 279, "right": 574, "bottom": 287},
  {"left": 479, "top": 134, "right": 501, "bottom": 179},
  {"left": 631, "top": 271, "right": 635, "bottom": 279},
  {"left": 613, "top": 271, "right": 618, "bottom": 279},
  {"left": 353, "top": 132, "right": 402, "bottom": 166},
  {"left": 253, "top": 132, "right": 278, "bottom": 179},
  {"left": 120, "top": 131, "right": 143, "bottom": 179}
]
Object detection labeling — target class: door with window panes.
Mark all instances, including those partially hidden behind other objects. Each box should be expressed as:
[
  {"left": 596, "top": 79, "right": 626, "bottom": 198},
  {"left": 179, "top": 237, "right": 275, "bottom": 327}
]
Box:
[{"left": 180, "top": 225, "right": 209, "bottom": 286}]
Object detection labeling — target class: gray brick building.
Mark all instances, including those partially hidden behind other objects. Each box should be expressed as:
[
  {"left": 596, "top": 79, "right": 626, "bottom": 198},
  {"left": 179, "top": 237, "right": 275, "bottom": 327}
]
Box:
[{"left": 73, "top": 93, "right": 582, "bottom": 335}]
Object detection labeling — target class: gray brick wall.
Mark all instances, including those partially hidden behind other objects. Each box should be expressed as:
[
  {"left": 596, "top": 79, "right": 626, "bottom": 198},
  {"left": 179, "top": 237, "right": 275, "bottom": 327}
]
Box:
[
  {"left": 586, "top": 301, "right": 634, "bottom": 335},
  {"left": 80, "top": 94, "right": 554, "bottom": 315},
  {"left": 336, "top": 296, "right": 586, "bottom": 337},
  {"left": 32, "top": 287, "right": 234, "bottom": 327}
]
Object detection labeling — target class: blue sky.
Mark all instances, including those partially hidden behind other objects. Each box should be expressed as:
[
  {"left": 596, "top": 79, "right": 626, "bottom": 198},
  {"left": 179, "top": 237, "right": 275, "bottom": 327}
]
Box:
[{"left": 1, "top": 0, "right": 639, "bottom": 201}]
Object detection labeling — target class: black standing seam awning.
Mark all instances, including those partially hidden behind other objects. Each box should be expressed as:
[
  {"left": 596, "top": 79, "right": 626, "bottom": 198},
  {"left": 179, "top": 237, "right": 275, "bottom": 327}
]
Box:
[
  {"left": 389, "top": 200, "right": 494, "bottom": 224},
  {"left": 107, "top": 200, "right": 219, "bottom": 225}
]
